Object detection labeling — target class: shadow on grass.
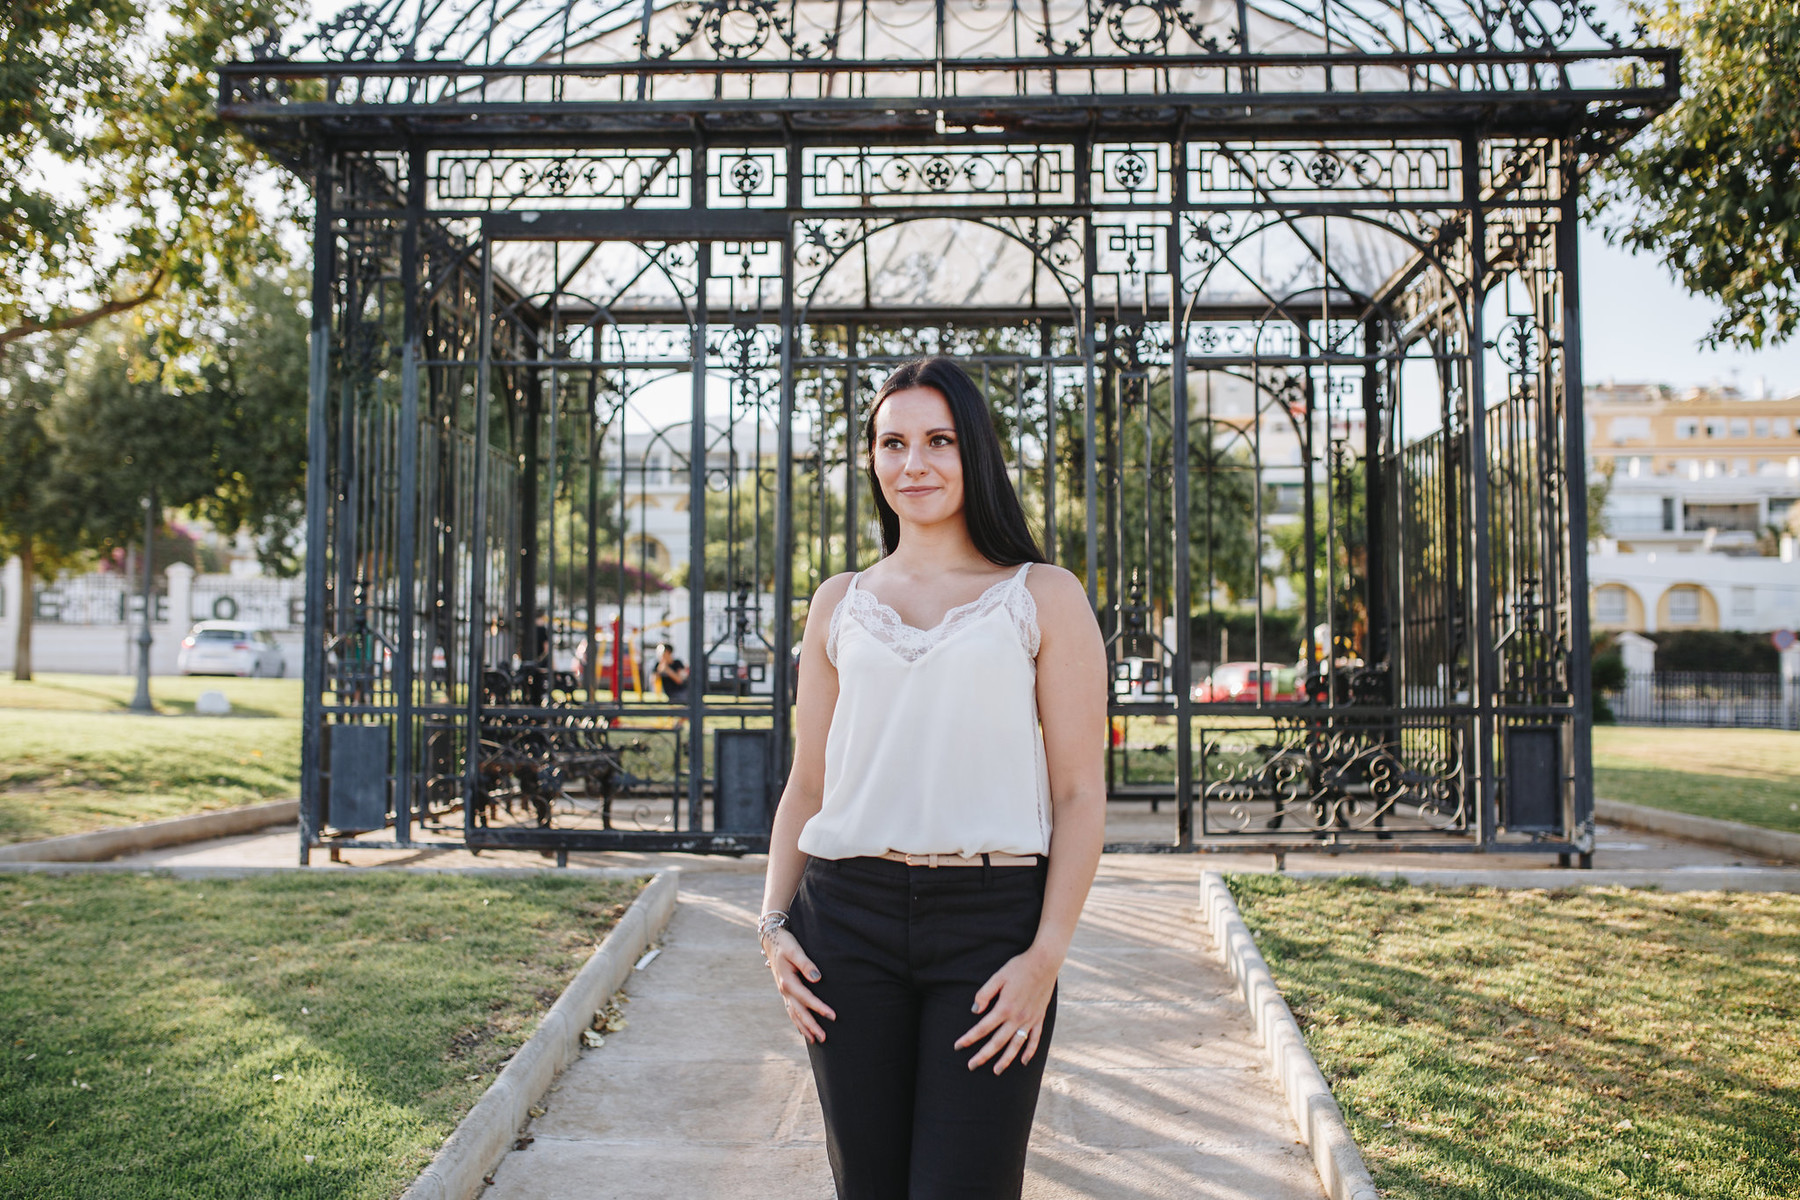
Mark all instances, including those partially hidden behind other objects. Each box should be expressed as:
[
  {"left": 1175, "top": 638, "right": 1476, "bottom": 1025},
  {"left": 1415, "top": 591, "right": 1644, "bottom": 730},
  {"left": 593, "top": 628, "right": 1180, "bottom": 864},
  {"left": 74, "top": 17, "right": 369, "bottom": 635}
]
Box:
[{"left": 0, "top": 872, "right": 642, "bottom": 1200}]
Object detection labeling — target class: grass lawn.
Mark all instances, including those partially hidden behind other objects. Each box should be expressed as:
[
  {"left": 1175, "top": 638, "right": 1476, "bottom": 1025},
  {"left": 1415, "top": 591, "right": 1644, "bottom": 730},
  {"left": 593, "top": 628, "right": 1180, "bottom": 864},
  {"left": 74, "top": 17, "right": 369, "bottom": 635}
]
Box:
[
  {"left": 0, "top": 709, "right": 301, "bottom": 845},
  {"left": 1593, "top": 725, "right": 1800, "bottom": 835},
  {"left": 0, "top": 871, "right": 643, "bottom": 1199},
  {"left": 0, "top": 672, "right": 303, "bottom": 718},
  {"left": 1229, "top": 876, "right": 1800, "bottom": 1200}
]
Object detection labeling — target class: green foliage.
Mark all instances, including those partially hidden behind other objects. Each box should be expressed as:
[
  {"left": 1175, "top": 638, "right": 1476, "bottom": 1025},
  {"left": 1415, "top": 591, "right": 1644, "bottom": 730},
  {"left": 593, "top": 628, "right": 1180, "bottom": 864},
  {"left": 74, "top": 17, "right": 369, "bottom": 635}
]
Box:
[
  {"left": 1591, "top": 645, "right": 1625, "bottom": 723},
  {"left": 1587, "top": 458, "right": 1614, "bottom": 542},
  {"left": 1595, "top": 0, "right": 1800, "bottom": 348},
  {"left": 1190, "top": 607, "right": 1303, "bottom": 665},
  {"left": 0, "top": 0, "right": 305, "bottom": 356},
  {"left": 0, "top": 337, "right": 84, "bottom": 575},
  {"left": 45, "top": 269, "right": 309, "bottom": 573},
  {"left": 1647, "top": 628, "right": 1782, "bottom": 672}
]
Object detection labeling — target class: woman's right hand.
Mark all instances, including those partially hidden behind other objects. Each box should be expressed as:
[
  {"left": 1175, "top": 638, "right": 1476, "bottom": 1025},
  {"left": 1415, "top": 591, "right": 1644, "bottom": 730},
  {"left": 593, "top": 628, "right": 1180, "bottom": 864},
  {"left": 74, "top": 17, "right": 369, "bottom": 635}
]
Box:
[{"left": 766, "top": 928, "right": 836, "bottom": 1043}]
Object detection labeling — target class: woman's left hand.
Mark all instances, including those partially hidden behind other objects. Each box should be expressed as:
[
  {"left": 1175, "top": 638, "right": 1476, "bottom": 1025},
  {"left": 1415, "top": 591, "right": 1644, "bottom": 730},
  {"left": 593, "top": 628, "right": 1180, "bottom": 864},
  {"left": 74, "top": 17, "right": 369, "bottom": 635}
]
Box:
[{"left": 955, "top": 945, "right": 1060, "bottom": 1074}]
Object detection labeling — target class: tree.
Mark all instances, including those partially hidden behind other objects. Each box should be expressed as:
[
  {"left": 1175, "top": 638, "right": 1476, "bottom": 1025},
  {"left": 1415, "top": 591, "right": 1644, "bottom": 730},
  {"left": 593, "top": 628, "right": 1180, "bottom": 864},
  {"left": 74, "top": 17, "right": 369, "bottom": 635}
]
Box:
[
  {"left": 1588, "top": 457, "right": 1615, "bottom": 543},
  {"left": 0, "top": 270, "right": 309, "bottom": 678},
  {"left": 50, "top": 270, "right": 310, "bottom": 573},
  {"left": 0, "top": 0, "right": 303, "bottom": 357},
  {"left": 0, "top": 338, "right": 84, "bottom": 679},
  {"left": 1594, "top": 1, "right": 1800, "bottom": 348}
]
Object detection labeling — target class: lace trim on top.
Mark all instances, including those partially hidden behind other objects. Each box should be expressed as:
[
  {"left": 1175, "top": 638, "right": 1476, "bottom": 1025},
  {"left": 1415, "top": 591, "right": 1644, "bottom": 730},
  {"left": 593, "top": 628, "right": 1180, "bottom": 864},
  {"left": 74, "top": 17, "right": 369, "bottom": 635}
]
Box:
[{"left": 827, "top": 562, "right": 1038, "bottom": 666}]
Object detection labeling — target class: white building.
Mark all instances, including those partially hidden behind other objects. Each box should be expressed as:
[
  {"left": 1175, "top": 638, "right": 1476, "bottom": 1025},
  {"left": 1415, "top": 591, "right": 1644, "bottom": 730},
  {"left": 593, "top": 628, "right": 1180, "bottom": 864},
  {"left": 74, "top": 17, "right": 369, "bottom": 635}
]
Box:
[{"left": 1588, "top": 540, "right": 1800, "bottom": 634}]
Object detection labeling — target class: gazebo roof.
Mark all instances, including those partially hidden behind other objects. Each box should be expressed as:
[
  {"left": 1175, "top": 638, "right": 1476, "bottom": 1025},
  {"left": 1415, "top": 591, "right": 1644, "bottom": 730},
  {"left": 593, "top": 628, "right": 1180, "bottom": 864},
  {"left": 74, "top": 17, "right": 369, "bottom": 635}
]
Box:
[{"left": 221, "top": 0, "right": 1674, "bottom": 149}]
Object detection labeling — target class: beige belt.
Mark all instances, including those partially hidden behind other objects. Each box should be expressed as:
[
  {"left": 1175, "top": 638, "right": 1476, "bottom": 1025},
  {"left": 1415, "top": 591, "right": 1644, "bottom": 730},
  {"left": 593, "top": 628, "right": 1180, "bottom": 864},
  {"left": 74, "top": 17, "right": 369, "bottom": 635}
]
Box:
[{"left": 876, "top": 850, "right": 1043, "bottom": 868}]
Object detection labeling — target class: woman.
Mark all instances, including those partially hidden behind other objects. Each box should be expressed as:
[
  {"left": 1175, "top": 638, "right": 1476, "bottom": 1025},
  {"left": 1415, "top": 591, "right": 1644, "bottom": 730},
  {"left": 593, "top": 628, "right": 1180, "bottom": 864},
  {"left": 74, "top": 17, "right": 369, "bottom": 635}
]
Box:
[{"left": 758, "top": 357, "right": 1107, "bottom": 1199}]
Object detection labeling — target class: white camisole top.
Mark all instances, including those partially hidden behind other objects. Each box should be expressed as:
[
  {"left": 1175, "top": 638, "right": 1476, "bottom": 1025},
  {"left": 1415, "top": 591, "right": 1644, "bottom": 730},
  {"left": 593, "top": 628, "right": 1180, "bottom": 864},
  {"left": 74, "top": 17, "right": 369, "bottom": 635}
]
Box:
[{"left": 795, "top": 561, "right": 1052, "bottom": 860}]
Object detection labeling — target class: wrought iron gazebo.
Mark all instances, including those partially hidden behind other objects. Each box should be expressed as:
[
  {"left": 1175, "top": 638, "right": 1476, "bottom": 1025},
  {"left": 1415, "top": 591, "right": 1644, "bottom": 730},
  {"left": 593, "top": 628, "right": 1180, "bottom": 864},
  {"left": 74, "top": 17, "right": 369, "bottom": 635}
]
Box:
[{"left": 219, "top": 0, "right": 1676, "bottom": 864}]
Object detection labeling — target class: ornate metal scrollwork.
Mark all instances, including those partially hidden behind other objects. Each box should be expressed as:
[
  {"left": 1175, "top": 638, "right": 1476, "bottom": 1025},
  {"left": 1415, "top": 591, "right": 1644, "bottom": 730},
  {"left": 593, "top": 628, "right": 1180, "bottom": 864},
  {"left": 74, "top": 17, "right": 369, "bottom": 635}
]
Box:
[
  {"left": 1193, "top": 143, "right": 1458, "bottom": 201},
  {"left": 642, "top": 0, "right": 838, "bottom": 61},
  {"left": 805, "top": 147, "right": 1075, "bottom": 208},
  {"left": 431, "top": 151, "right": 690, "bottom": 209},
  {"left": 1201, "top": 720, "right": 1469, "bottom": 835}
]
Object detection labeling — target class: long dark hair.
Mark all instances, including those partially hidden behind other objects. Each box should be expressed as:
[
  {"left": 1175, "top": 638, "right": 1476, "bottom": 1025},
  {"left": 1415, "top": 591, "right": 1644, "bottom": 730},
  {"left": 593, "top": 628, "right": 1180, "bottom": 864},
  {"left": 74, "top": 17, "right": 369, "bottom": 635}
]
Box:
[{"left": 865, "top": 357, "right": 1046, "bottom": 565}]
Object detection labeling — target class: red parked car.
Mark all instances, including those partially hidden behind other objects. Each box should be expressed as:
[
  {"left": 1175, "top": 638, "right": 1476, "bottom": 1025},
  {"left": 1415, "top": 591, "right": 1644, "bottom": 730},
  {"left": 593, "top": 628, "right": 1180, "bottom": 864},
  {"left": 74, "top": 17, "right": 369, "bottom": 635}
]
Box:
[{"left": 1192, "top": 661, "right": 1298, "bottom": 703}]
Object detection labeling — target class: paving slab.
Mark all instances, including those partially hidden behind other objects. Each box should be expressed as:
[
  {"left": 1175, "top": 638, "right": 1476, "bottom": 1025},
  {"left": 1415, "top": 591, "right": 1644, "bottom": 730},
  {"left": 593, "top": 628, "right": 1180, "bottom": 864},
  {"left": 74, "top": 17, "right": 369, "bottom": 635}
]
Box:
[{"left": 479, "top": 869, "right": 1323, "bottom": 1200}]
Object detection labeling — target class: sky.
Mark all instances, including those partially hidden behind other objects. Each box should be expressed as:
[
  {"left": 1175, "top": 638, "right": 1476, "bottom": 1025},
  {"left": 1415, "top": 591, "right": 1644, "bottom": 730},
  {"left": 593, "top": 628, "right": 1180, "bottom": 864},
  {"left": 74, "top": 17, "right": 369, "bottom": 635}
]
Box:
[{"left": 1578, "top": 223, "right": 1800, "bottom": 397}]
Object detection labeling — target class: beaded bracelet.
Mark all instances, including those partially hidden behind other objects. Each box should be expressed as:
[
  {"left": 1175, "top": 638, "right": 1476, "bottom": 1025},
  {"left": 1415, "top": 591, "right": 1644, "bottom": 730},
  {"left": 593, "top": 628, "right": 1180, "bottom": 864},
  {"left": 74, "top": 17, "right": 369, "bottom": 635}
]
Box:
[{"left": 756, "top": 910, "right": 790, "bottom": 948}]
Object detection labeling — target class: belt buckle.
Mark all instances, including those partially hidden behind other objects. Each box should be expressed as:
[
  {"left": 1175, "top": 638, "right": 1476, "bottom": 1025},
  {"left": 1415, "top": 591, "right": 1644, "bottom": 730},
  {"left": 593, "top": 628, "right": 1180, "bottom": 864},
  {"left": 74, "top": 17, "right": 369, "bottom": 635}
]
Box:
[{"left": 904, "top": 852, "right": 938, "bottom": 868}]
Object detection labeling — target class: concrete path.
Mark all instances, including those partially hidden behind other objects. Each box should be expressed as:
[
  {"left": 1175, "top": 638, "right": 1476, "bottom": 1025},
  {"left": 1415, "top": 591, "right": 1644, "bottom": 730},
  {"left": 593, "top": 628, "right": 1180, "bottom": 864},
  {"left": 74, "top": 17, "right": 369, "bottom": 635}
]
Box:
[
  {"left": 110, "top": 801, "right": 1793, "bottom": 877},
  {"left": 480, "top": 864, "right": 1321, "bottom": 1200}
]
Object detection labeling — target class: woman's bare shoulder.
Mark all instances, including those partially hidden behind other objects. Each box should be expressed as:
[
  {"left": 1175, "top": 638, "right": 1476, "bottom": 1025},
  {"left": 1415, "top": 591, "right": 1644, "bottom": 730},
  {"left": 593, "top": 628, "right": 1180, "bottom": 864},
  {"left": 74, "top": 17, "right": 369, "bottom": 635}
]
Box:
[
  {"left": 812, "top": 571, "right": 856, "bottom": 605},
  {"left": 1021, "top": 562, "right": 1083, "bottom": 603},
  {"left": 1022, "top": 563, "right": 1096, "bottom": 630},
  {"left": 804, "top": 572, "right": 857, "bottom": 629}
]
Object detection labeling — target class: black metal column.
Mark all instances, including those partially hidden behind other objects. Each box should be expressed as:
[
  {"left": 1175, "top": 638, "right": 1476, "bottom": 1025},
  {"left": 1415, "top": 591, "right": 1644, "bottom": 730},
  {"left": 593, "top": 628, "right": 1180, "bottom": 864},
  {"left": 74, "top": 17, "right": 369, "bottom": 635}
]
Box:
[
  {"left": 299, "top": 164, "right": 333, "bottom": 865},
  {"left": 1464, "top": 137, "right": 1499, "bottom": 848},
  {"left": 1558, "top": 157, "right": 1596, "bottom": 853},
  {"left": 462, "top": 237, "right": 496, "bottom": 842},
  {"left": 393, "top": 144, "right": 424, "bottom": 845}
]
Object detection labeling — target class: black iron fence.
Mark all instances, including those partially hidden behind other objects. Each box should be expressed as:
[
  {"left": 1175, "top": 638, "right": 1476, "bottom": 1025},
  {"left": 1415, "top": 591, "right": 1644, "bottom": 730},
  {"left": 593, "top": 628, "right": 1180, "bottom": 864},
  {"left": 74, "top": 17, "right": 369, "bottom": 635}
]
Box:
[{"left": 1606, "top": 672, "right": 1800, "bottom": 730}]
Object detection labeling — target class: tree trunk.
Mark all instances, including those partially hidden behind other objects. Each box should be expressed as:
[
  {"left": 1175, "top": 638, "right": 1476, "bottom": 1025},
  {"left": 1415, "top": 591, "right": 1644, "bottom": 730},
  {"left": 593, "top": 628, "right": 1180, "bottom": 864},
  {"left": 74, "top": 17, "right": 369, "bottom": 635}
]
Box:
[{"left": 14, "top": 544, "right": 34, "bottom": 682}]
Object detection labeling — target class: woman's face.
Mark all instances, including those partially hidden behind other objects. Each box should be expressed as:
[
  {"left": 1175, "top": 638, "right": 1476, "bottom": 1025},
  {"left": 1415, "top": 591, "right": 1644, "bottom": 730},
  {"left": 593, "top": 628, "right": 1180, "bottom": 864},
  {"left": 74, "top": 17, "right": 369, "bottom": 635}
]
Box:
[{"left": 871, "top": 386, "right": 963, "bottom": 529}]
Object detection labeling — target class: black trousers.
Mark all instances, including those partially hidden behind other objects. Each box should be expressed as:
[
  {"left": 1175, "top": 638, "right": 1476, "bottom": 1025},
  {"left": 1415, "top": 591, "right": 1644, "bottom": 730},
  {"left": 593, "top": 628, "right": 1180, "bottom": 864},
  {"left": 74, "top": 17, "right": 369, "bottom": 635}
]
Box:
[{"left": 788, "top": 854, "right": 1057, "bottom": 1200}]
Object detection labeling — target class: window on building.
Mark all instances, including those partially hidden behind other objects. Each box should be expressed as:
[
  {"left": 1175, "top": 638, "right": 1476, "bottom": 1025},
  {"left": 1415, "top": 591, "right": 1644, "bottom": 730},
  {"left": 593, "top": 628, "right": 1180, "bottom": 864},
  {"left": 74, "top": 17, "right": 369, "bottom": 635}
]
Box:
[
  {"left": 1608, "top": 416, "right": 1651, "bottom": 443},
  {"left": 1662, "top": 497, "right": 1676, "bottom": 531},
  {"left": 1594, "top": 587, "right": 1628, "bottom": 623},
  {"left": 1608, "top": 494, "right": 1664, "bottom": 534},
  {"left": 1732, "top": 587, "right": 1756, "bottom": 616},
  {"left": 1770, "top": 497, "right": 1796, "bottom": 525},
  {"left": 625, "top": 536, "right": 671, "bottom": 572},
  {"left": 1729, "top": 418, "right": 1749, "bottom": 438},
  {"left": 1754, "top": 418, "right": 1770, "bottom": 438},
  {"left": 1675, "top": 418, "right": 1699, "bottom": 439},
  {"left": 1705, "top": 418, "right": 1726, "bottom": 438},
  {"left": 1684, "top": 502, "right": 1760, "bottom": 532},
  {"left": 1667, "top": 588, "right": 1700, "bottom": 622}
]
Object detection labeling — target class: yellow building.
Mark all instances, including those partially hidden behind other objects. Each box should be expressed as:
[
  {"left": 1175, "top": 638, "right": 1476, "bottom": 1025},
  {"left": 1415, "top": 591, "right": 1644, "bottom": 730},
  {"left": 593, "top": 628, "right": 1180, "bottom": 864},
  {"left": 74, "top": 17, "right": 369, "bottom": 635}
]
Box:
[{"left": 1586, "top": 383, "right": 1800, "bottom": 553}]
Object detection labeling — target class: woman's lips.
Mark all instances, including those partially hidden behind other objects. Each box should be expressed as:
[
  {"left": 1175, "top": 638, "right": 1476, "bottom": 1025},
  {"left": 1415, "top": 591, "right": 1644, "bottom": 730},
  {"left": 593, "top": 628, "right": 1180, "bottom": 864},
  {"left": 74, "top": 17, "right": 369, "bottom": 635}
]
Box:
[{"left": 897, "top": 486, "right": 938, "bottom": 496}]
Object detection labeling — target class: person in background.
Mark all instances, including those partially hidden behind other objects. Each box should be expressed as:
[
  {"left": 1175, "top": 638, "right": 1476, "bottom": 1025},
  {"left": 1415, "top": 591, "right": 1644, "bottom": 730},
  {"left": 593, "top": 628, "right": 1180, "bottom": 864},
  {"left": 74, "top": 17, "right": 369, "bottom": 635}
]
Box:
[{"left": 654, "top": 642, "right": 690, "bottom": 702}]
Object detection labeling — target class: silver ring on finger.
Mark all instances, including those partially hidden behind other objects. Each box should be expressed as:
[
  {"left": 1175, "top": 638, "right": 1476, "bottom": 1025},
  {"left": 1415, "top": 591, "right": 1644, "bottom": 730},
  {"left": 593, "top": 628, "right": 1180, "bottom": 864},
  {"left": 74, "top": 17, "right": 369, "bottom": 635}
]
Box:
[{"left": 1011, "top": 1028, "right": 1029, "bottom": 1039}]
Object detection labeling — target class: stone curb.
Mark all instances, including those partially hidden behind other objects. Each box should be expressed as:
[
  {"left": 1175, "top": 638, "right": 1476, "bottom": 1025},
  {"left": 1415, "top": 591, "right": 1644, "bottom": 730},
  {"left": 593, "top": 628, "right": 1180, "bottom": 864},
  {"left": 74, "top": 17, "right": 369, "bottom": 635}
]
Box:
[
  {"left": 1267, "top": 867, "right": 1800, "bottom": 892},
  {"left": 1595, "top": 797, "right": 1800, "bottom": 865},
  {"left": 400, "top": 868, "right": 680, "bottom": 1200},
  {"left": 0, "top": 799, "right": 299, "bottom": 864},
  {"left": 1199, "top": 871, "right": 1379, "bottom": 1200}
]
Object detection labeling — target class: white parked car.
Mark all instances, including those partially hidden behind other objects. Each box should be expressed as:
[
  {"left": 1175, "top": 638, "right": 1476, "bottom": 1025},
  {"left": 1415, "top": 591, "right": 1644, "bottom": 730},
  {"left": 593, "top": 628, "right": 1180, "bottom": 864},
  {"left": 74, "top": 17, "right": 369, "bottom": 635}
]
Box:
[{"left": 177, "top": 622, "right": 286, "bottom": 677}]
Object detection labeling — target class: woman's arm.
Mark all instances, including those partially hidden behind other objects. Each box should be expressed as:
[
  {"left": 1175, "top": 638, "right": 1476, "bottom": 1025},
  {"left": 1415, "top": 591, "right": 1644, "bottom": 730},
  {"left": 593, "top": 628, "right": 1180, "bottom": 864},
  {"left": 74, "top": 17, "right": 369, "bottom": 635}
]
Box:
[
  {"left": 759, "top": 572, "right": 853, "bottom": 1042},
  {"left": 957, "top": 563, "right": 1107, "bottom": 1073}
]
